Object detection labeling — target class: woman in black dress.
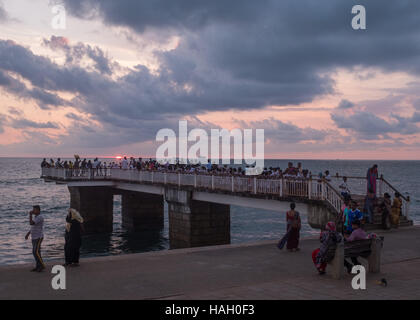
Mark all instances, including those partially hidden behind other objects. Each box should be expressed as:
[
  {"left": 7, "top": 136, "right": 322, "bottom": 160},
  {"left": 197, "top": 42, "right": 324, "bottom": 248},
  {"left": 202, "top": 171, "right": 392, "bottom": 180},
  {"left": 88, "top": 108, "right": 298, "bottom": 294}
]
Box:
[{"left": 64, "top": 208, "right": 84, "bottom": 266}]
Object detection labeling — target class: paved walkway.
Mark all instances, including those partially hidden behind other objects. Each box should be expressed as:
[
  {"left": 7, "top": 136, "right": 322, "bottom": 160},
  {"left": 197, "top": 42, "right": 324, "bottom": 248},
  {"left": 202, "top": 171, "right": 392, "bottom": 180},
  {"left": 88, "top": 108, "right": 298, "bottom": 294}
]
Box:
[{"left": 1, "top": 226, "right": 419, "bottom": 300}]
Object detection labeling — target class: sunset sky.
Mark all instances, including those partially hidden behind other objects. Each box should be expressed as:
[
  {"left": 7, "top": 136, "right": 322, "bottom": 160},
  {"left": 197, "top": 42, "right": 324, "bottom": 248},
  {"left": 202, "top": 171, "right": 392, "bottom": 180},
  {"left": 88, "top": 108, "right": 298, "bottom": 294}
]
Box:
[{"left": 0, "top": 0, "right": 419, "bottom": 159}]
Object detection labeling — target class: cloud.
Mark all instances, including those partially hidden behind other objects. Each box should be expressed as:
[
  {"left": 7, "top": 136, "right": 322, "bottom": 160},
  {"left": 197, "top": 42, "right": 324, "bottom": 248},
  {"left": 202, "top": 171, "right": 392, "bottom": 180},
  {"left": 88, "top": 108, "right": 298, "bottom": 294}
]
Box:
[
  {"left": 62, "top": 0, "right": 420, "bottom": 78},
  {"left": 0, "top": 2, "right": 8, "bottom": 23},
  {"left": 8, "top": 117, "right": 60, "bottom": 129},
  {"left": 337, "top": 99, "right": 355, "bottom": 110},
  {"left": 0, "top": 69, "right": 68, "bottom": 109},
  {"left": 62, "top": 0, "right": 267, "bottom": 33},
  {"left": 43, "top": 36, "right": 113, "bottom": 75},
  {"left": 331, "top": 111, "right": 420, "bottom": 139},
  {"left": 7, "top": 107, "right": 22, "bottom": 116},
  {"left": 236, "top": 118, "right": 331, "bottom": 144}
]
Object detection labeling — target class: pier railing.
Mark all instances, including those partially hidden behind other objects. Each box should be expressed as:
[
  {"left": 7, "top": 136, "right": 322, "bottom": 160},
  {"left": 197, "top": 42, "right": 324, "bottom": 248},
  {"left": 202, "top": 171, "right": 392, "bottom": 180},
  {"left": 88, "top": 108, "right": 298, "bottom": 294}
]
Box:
[{"left": 41, "top": 168, "right": 410, "bottom": 218}]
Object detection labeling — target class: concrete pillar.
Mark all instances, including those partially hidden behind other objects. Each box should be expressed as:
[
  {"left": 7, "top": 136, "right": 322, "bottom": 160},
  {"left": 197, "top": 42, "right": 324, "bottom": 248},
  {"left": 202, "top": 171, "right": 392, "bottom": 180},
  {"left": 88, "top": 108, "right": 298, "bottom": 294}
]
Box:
[
  {"left": 368, "top": 238, "right": 383, "bottom": 273},
  {"left": 165, "top": 188, "right": 230, "bottom": 249},
  {"left": 330, "top": 243, "right": 344, "bottom": 280},
  {"left": 121, "top": 191, "right": 164, "bottom": 231},
  {"left": 68, "top": 186, "right": 114, "bottom": 234},
  {"left": 307, "top": 202, "right": 337, "bottom": 229}
]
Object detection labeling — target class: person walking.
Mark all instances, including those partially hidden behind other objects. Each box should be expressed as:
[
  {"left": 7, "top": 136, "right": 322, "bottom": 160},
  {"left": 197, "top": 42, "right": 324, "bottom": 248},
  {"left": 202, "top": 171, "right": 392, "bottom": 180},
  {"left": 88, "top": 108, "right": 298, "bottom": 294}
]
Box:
[
  {"left": 64, "top": 208, "right": 84, "bottom": 267},
  {"left": 25, "top": 205, "right": 45, "bottom": 272},
  {"left": 284, "top": 203, "right": 301, "bottom": 252}
]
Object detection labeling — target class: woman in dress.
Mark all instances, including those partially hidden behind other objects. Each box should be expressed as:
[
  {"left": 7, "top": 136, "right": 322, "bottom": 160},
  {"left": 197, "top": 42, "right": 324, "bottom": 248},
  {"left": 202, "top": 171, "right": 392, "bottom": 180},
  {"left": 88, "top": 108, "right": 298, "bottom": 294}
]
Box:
[
  {"left": 285, "top": 202, "right": 301, "bottom": 252},
  {"left": 64, "top": 208, "right": 84, "bottom": 267}
]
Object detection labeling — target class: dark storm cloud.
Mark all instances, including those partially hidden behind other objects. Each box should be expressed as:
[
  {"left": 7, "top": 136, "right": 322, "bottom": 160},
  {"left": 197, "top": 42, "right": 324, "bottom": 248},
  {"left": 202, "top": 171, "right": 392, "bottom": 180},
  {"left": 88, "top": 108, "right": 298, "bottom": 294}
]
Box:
[
  {"left": 62, "top": 0, "right": 267, "bottom": 33},
  {"left": 63, "top": 0, "right": 420, "bottom": 79},
  {"left": 2, "top": 0, "right": 420, "bottom": 150}
]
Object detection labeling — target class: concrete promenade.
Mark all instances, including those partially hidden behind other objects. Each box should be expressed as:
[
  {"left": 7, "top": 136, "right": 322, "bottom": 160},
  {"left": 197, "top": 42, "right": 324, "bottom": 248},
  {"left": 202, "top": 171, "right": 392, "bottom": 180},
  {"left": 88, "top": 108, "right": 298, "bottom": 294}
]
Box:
[{"left": 1, "top": 226, "right": 419, "bottom": 300}]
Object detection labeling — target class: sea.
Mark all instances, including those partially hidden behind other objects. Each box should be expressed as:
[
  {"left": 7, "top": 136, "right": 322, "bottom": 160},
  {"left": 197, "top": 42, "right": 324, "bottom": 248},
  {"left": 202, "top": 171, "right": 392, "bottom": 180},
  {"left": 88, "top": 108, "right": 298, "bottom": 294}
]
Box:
[{"left": 0, "top": 158, "right": 418, "bottom": 265}]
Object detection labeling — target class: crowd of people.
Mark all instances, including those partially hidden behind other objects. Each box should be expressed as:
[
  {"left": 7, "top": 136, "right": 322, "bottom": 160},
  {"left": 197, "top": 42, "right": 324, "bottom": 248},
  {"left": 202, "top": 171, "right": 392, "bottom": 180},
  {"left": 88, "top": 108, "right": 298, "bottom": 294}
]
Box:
[{"left": 42, "top": 157, "right": 342, "bottom": 181}]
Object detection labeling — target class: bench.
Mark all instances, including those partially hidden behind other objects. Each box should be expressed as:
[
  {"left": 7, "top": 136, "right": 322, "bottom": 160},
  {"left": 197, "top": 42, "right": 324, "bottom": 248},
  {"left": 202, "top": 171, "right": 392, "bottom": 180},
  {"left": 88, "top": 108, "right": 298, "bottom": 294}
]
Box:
[{"left": 328, "top": 237, "right": 384, "bottom": 279}]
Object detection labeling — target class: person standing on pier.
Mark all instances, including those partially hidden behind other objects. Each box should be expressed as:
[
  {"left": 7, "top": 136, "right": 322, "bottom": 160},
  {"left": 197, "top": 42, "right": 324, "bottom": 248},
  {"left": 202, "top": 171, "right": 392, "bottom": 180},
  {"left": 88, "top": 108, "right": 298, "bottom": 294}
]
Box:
[
  {"left": 25, "top": 205, "right": 45, "bottom": 272},
  {"left": 285, "top": 203, "right": 301, "bottom": 252},
  {"left": 390, "top": 192, "right": 402, "bottom": 228},
  {"left": 64, "top": 208, "right": 84, "bottom": 267},
  {"left": 366, "top": 164, "right": 378, "bottom": 194}
]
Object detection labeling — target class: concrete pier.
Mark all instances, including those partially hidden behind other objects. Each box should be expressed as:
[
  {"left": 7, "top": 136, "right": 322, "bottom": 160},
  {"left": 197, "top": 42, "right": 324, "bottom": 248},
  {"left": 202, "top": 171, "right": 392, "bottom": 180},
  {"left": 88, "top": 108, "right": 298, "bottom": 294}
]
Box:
[
  {"left": 166, "top": 189, "right": 231, "bottom": 249},
  {"left": 68, "top": 186, "right": 114, "bottom": 234},
  {"left": 1, "top": 226, "right": 419, "bottom": 300},
  {"left": 121, "top": 191, "right": 164, "bottom": 231}
]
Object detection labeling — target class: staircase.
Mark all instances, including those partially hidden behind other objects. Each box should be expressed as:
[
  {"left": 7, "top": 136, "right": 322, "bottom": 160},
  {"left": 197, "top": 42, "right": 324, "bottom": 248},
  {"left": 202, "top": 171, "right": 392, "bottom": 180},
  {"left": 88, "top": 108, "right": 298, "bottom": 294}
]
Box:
[{"left": 352, "top": 195, "right": 413, "bottom": 230}]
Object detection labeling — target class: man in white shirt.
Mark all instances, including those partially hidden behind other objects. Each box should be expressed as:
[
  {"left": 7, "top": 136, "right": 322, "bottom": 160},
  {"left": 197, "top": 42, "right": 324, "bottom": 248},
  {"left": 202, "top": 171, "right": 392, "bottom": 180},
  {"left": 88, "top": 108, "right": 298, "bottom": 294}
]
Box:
[
  {"left": 25, "top": 205, "right": 45, "bottom": 272},
  {"left": 122, "top": 157, "right": 129, "bottom": 170}
]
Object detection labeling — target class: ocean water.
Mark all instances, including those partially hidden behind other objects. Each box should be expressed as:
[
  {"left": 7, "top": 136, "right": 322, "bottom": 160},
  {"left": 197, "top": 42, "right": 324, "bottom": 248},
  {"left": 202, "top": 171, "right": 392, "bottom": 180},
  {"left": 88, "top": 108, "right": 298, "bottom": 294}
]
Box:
[{"left": 0, "top": 158, "right": 418, "bottom": 266}]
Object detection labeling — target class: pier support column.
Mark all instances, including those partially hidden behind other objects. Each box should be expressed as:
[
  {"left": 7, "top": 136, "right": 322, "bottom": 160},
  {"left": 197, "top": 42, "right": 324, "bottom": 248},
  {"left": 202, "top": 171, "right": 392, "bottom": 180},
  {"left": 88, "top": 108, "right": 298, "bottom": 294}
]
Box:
[
  {"left": 68, "top": 186, "right": 114, "bottom": 234},
  {"left": 165, "top": 188, "right": 230, "bottom": 249},
  {"left": 121, "top": 191, "right": 164, "bottom": 231}
]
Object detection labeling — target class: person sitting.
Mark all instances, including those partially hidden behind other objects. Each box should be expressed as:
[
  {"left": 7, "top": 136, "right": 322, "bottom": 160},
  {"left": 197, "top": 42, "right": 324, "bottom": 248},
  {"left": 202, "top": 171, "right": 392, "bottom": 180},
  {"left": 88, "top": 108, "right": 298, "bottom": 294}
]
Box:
[
  {"left": 339, "top": 176, "right": 350, "bottom": 198},
  {"left": 312, "top": 221, "right": 342, "bottom": 275},
  {"left": 344, "top": 220, "right": 367, "bottom": 273}
]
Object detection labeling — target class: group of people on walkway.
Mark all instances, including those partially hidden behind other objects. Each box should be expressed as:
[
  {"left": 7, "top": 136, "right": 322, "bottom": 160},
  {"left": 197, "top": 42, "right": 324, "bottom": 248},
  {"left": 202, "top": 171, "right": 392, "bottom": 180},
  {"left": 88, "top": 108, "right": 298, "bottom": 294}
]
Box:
[
  {"left": 277, "top": 201, "right": 375, "bottom": 276},
  {"left": 278, "top": 164, "right": 405, "bottom": 276},
  {"left": 25, "top": 205, "right": 83, "bottom": 272},
  {"left": 42, "top": 157, "right": 318, "bottom": 179}
]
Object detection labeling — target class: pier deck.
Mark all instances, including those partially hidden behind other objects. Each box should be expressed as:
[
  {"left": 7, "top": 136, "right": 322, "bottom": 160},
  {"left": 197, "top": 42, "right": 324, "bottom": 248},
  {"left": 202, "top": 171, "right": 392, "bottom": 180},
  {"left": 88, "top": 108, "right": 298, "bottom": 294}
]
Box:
[{"left": 1, "top": 226, "right": 419, "bottom": 300}]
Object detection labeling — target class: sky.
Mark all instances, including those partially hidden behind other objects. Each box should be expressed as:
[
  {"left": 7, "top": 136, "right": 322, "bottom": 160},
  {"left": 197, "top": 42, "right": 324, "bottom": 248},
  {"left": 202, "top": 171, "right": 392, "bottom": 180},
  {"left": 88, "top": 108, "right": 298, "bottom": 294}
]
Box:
[{"left": 0, "top": 0, "right": 419, "bottom": 160}]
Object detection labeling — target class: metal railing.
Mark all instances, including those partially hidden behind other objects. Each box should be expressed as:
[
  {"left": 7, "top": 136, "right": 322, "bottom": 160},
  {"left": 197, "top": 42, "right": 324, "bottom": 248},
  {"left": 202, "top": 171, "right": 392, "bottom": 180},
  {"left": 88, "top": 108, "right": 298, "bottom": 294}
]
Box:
[
  {"left": 41, "top": 167, "right": 346, "bottom": 214},
  {"left": 41, "top": 168, "right": 410, "bottom": 218}
]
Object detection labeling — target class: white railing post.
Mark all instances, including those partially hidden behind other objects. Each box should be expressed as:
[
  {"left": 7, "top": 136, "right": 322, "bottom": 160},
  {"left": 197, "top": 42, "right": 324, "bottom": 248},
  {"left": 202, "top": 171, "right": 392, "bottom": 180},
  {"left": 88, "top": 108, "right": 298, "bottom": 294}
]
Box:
[
  {"left": 232, "top": 176, "right": 234, "bottom": 192},
  {"left": 280, "top": 178, "right": 283, "bottom": 197},
  {"left": 178, "top": 172, "right": 181, "bottom": 187},
  {"left": 194, "top": 174, "right": 197, "bottom": 188},
  {"left": 211, "top": 175, "right": 214, "bottom": 190},
  {"left": 253, "top": 177, "right": 257, "bottom": 194},
  {"left": 151, "top": 171, "right": 154, "bottom": 183},
  {"left": 321, "top": 180, "right": 325, "bottom": 200},
  {"left": 378, "top": 175, "right": 383, "bottom": 197},
  {"left": 308, "top": 179, "right": 312, "bottom": 200}
]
